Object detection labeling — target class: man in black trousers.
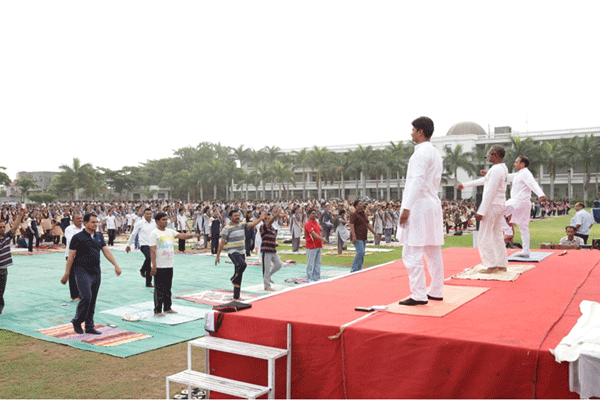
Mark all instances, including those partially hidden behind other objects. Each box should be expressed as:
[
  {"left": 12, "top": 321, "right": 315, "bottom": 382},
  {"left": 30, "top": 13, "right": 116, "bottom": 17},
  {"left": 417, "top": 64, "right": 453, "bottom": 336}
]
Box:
[{"left": 60, "top": 213, "right": 122, "bottom": 335}]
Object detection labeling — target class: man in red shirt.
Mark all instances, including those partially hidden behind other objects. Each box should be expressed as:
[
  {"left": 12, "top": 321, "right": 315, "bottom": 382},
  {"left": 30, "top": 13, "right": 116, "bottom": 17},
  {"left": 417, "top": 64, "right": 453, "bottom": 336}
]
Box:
[{"left": 305, "top": 208, "right": 326, "bottom": 282}]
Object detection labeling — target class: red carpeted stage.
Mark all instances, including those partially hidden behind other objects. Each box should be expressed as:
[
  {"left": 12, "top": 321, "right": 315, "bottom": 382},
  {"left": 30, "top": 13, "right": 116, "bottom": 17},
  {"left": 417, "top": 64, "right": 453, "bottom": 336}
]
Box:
[{"left": 208, "top": 248, "right": 600, "bottom": 399}]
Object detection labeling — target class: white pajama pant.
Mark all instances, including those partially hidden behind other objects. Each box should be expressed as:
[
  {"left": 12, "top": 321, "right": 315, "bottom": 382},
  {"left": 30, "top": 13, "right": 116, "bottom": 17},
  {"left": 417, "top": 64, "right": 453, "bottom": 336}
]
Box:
[
  {"left": 479, "top": 204, "right": 509, "bottom": 268},
  {"left": 402, "top": 245, "right": 444, "bottom": 302},
  {"left": 501, "top": 203, "right": 531, "bottom": 255},
  {"left": 262, "top": 252, "right": 283, "bottom": 289}
]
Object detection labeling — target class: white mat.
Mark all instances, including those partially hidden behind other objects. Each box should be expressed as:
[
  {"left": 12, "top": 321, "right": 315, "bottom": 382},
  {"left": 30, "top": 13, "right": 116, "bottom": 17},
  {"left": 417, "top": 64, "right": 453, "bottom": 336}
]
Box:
[
  {"left": 452, "top": 263, "right": 536, "bottom": 281},
  {"left": 100, "top": 301, "right": 205, "bottom": 325},
  {"left": 507, "top": 251, "right": 553, "bottom": 262}
]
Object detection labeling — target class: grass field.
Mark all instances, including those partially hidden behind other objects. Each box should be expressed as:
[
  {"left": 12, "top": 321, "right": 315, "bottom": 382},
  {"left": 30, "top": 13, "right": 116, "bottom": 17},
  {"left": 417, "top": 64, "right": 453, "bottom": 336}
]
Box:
[{"left": 0, "top": 212, "right": 597, "bottom": 399}]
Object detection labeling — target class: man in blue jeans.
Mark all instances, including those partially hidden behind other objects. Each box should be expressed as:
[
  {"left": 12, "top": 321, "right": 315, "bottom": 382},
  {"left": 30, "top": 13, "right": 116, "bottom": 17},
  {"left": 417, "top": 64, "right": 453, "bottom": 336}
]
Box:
[{"left": 349, "top": 200, "right": 379, "bottom": 273}]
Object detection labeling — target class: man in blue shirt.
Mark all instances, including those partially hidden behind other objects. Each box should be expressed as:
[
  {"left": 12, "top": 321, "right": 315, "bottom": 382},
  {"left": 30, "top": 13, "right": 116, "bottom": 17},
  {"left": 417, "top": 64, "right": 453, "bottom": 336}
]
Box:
[{"left": 60, "top": 213, "right": 122, "bottom": 335}]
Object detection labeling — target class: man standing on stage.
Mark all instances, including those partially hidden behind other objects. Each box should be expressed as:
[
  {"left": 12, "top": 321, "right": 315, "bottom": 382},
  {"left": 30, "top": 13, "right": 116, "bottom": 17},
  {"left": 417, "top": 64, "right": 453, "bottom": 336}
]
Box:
[
  {"left": 398, "top": 116, "right": 444, "bottom": 306},
  {"left": 149, "top": 212, "right": 198, "bottom": 317},
  {"left": 0, "top": 207, "right": 25, "bottom": 315},
  {"left": 502, "top": 155, "right": 546, "bottom": 257},
  {"left": 458, "top": 145, "right": 509, "bottom": 273},
  {"left": 61, "top": 213, "right": 122, "bottom": 334},
  {"left": 126, "top": 208, "right": 156, "bottom": 287},
  {"left": 349, "top": 199, "right": 378, "bottom": 273},
  {"left": 215, "top": 210, "right": 263, "bottom": 300}
]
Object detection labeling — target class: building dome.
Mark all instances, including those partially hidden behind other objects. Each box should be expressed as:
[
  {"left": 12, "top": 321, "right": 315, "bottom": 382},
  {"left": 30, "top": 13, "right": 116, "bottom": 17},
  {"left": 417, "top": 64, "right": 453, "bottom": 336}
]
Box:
[{"left": 447, "top": 121, "right": 486, "bottom": 136}]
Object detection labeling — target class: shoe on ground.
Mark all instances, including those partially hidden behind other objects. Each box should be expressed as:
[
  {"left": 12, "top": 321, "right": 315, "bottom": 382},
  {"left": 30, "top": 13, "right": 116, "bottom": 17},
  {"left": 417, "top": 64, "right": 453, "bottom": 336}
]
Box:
[
  {"left": 85, "top": 328, "right": 102, "bottom": 335},
  {"left": 233, "top": 286, "right": 241, "bottom": 300},
  {"left": 146, "top": 284, "right": 154, "bottom": 288},
  {"left": 399, "top": 298, "right": 428, "bottom": 306},
  {"left": 72, "top": 321, "right": 84, "bottom": 334},
  {"left": 427, "top": 294, "right": 443, "bottom": 301}
]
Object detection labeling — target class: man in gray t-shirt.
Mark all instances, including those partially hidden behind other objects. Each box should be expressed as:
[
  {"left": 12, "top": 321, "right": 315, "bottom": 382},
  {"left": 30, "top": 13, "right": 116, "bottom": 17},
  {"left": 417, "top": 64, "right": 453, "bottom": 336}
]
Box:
[{"left": 215, "top": 210, "right": 263, "bottom": 300}]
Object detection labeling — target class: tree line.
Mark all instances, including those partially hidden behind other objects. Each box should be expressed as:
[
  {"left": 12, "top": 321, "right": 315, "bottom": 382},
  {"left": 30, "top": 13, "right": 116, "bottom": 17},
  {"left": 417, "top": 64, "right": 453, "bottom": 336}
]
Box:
[{"left": 5, "top": 135, "right": 600, "bottom": 203}]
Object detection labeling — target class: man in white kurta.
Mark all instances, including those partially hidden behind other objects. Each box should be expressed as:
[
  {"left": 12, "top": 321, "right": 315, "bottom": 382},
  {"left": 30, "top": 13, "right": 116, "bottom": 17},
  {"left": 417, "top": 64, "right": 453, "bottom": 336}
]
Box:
[
  {"left": 501, "top": 156, "right": 546, "bottom": 257},
  {"left": 459, "top": 145, "right": 509, "bottom": 272},
  {"left": 398, "top": 117, "right": 444, "bottom": 306}
]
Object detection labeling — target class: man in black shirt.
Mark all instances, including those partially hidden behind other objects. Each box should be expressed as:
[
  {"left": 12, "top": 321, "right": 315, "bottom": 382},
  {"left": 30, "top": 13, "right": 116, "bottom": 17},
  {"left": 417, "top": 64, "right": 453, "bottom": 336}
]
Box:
[{"left": 60, "top": 213, "right": 122, "bottom": 335}]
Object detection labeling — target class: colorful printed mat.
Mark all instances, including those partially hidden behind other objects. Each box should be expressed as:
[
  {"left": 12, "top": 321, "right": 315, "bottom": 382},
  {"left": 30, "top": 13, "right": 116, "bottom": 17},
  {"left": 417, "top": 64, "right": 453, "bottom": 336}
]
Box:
[
  {"left": 38, "top": 324, "right": 151, "bottom": 347},
  {"left": 175, "top": 289, "right": 261, "bottom": 306}
]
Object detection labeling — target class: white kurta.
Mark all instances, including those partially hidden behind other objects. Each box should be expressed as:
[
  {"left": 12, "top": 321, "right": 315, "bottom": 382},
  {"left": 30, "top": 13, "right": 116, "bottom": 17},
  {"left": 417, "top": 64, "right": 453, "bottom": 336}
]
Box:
[
  {"left": 398, "top": 141, "right": 444, "bottom": 247},
  {"left": 462, "top": 163, "right": 508, "bottom": 268},
  {"left": 505, "top": 168, "right": 545, "bottom": 227},
  {"left": 399, "top": 141, "right": 444, "bottom": 302}
]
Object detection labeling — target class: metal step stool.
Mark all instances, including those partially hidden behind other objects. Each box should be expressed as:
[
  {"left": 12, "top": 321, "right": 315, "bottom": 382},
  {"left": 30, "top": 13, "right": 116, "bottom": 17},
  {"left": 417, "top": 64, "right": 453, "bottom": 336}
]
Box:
[{"left": 166, "top": 323, "right": 291, "bottom": 399}]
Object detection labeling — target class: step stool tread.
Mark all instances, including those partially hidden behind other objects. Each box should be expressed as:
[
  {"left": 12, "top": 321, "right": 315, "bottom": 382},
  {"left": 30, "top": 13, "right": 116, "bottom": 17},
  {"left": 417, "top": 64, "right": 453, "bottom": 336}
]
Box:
[
  {"left": 189, "top": 336, "right": 288, "bottom": 360},
  {"left": 167, "top": 370, "right": 270, "bottom": 399}
]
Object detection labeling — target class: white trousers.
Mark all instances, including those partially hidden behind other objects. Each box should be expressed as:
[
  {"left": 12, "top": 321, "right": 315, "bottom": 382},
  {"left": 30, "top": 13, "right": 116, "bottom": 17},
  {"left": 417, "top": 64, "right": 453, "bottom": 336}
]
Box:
[
  {"left": 402, "top": 245, "right": 444, "bottom": 301},
  {"left": 478, "top": 204, "right": 508, "bottom": 268},
  {"left": 501, "top": 203, "right": 531, "bottom": 255}
]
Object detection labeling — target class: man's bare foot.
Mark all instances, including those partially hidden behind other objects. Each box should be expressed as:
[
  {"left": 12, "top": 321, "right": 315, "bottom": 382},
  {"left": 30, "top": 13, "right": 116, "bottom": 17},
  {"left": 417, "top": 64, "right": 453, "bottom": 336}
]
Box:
[
  {"left": 480, "top": 266, "right": 508, "bottom": 274},
  {"left": 269, "top": 279, "right": 274, "bottom": 284},
  {"left": 265, "top": 288, "right": 276, "bottom": 291},
  {"left": 155, "top": 313, "right": 165, "bottom": 317},
  {"left": 165, "top": 309, "right": 178, "bottom": 314},
  {"left": 72, "top": 297, "right": 81, "bottom": 302}
]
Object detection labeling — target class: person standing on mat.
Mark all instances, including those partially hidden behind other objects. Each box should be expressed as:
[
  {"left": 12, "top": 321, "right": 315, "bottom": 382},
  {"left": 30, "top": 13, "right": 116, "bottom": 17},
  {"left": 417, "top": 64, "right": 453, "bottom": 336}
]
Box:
[
  {"left": 215, "top": 209, "right": 263, "bottom": 300},
  {"left": 259, "top": 208, "right": 285, "bottom": 291},
  {"left": 500, "top": 155, "right": 546, "bottom": 257},
  {"left": 305, "top": 208, "right": 327, "bottom": 283},
  {"left": 149, "top": 212, "right": 198, "bottom": 317},
  {"left": 0, "top": 206, "right": 25, "bottom": 315},
  {"left": 60, "top": 213, "right": 122, "bottom": 335},
  {"left": 64, "top": 213, "right": 84, "bottom": 301},
  {"left": 458, "top": 145, "right": 509, "bottom": 273},
  {"left": 349, "top": 199, "right": 378, "bottom": 273},
  {"left": 398, "top": 116, "right": 445, "bottom": 306},
  {"left": 126, "top": 208, "right": 156, "bottom": 287}
]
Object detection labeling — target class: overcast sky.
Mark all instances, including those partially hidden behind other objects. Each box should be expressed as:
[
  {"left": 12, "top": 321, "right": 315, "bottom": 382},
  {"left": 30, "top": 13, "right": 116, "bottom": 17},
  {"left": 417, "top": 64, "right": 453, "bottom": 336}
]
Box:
[{"left": 1, "top": 1, "right": 599, "bottom": 180}]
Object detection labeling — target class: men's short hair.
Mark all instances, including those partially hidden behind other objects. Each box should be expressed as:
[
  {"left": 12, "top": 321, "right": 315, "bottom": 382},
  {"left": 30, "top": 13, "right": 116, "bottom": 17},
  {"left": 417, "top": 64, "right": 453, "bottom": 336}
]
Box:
[
  {"left": 518, "top": 155, "right": 530, "bottom": 167},
  {"left": 83, "top": 213, "right": 97, "bottom": 222},
  {"left": 229, "top": 209, "right": 240, "bottom": 216},
  {"left": 155, "top": 212, "right": 167, "bottom": 221},
  {"left": 307, "top": 208, "right": 317, "bottom": 215},
  {"left": 143, "top": 208, "right": 152, "bottom": 213},
  {"left": 576, "top": 202, "right": 585, "bottom": 208},
  {"left": 566, "top": 225, "right": 576, "bottom": 231},
  {"left": 491, "top": 145, "right": 505, "bottom": 159},
  {"left": 412, "top": 116, "right": 434, "bottom": 138},
  {"left": 353, "top": 199, "right": 362, "bottom": 207}
]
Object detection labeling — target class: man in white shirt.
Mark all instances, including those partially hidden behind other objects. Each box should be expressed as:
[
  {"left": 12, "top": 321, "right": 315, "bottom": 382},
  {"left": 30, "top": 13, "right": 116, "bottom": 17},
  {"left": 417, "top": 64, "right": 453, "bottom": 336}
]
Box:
[
  {"left": 105, "top": 208, "right": 117, "bottom": 246},
  {"left": 398, "top": 117, "right": 445, "bottom": 306},
  {"left": 501, "top": 155, "right": 547, "bottom": 258},
  {"left": 64, "top": 213, "right": 84, "bottom": 301},
  {"left": 559, "top": 226, "right": 585, "bottom": 248},
  {"left": 458, "top": 145, "right": 509, "bottom": 273},
  {"left": 570, "top": 202, "right": 595, "bottom": 244},
  {"left": 149, "top": 212, "right": 198, "bottom": 316},
  {"left": 176, "top": 208, "right": 189, "bottom": 252},
  {"left": 126, "top": 208, "right": 156, "bottom": 287}
]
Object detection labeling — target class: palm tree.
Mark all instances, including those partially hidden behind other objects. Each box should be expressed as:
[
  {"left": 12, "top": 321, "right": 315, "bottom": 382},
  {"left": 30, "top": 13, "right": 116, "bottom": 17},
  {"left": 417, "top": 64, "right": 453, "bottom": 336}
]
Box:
[
  {"left": 541, "top": 141, "right": 568, "bottom": 199},
  {"left": 352, "top": 145, "right": 377, "bottom": 197},
  {"left": 272, "top": 161, "right": 295, "bottom": 199},
  {"left": 332, "top": 152, "right": 351, "bottom": 199},
  {"left": 159, "top": 172, "right": 176, "bottom": 200},
  {"left": 443, "top": 144, "right": 474, "bottom": 200},
  {"left": 292, "top": 148, "right": 310, "bottom": 199},
  {"left": 387, "top": 141, "right": 413, "bottom": 198},
  {"left": 308, "top": 146, "right": 330, "bottom": 200},
  {"left": 56, "top": 158, "right": 96, "bottom": 200},
  {"left": 564, "top": 135, "right": 600, "bottom": 202},
  {"left": 256, "top": 163, "right": 272, "bottom": 200},
  {"left": 232, "top": 145, "right": 252, "bottom": 168}
]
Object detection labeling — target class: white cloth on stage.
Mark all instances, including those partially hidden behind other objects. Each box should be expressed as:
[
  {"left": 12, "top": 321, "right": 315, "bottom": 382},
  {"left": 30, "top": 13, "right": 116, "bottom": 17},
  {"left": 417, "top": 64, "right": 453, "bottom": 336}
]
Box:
[
  {"left": 550, "top": 301, "right": 600, "bottom": 399},
  {"left": 462, "top": 163, "right": 508, "bottom": 268},
  {"left": 398, "top": 141, "right": 444, "bottom": 301},
  {"left": 398, "top": 141, "right": 444, "bottom": 247}
]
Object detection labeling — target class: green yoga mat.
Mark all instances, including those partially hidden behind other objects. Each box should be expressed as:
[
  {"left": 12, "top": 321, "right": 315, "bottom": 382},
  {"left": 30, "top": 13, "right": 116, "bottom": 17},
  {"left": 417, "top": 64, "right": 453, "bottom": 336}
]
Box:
[{"left": 1, "top": 249, "right": 346, "bottom": 357}]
